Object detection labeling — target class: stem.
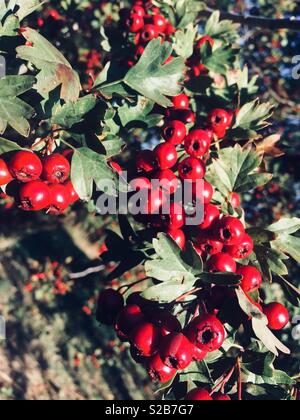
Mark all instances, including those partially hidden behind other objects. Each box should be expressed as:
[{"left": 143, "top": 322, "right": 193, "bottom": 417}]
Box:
[
  {"left": 211, "top": 365, "right": 236, "bottom": 394},
  {"left": 175, "top": 287, "right": 202, "bottom": 303},
  {"left": 118, "top": 277, "right": 150, "bottom": 294},
  {"left": 198, "top": 8, "right": 300, "bottom": 31},
  {"left": 236, "top": 356, "right": 243, "bottom": 401}
]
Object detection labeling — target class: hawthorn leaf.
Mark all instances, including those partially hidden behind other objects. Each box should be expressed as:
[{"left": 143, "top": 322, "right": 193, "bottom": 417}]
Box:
[
  {"left": 233, "top": 99, "right": 274, "bottom": 132},
  {"left": 10, "top": 0, "right": 45, "bottom": 21},
  {"left": 118, "top": 96, "right": 162, "bottom": 128},
  {"left": 17, "top": 27, "right": 81, "bottom": 102},
  {"left": 176, "top": 0, "right": 205, "bottom": 28},
  {"left": 0, "top": 137, "right": 23, "bottom": 154},
  {"left": 0, "top": 75, "right": 35, "bottom": 137},
  {"left": 272, "top": 234, "right": 300, "bottom": 263},
  {"left": 200, "top": 42, "right": 239, "bottom": 75},
  {"left": 141, "top": 281, "right": 194, "bottom": 303},
  {"left": 199, "top": 272, "right": 242, "bottom": 287},
  {"left": 0, "top": 10, "right": 19, "bottom": 36},
  {"left": 100, "top": 137, "right": 125, "bottom": 158},
  {"left": 50, "top": 95, "right": 98, "bottom": 128},
  {"left": 255, "top": 244, "right": 288, "bottom": 277},
  {"left": 267, "top": 218, "right": 300, "bottom": 235},
  {"left": 205, "top": 10, "right": 240, "bottom": 41},
  {"left": 124, "top": 39, "right": 185, "bottom": 108},
  {"left": 173, "top": 24, "right": 198, "bottom": 59}
]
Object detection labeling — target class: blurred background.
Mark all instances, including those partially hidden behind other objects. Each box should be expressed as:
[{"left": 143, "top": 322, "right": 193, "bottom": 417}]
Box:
[{"left": 0, "top": 0, "right": 299, "bottom": 400}]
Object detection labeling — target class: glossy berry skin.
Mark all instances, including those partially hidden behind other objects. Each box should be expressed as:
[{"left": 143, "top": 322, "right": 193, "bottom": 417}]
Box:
[
  {"left": 155, "top": 169, "right": 178, "bottom": 195},
  {"left": 130, "top": 177, "right": 152, "bottom": 192},
  {"left": 151, "top": 310, "right": 182, "bottom": 337},
  {"left": 64, "top": 181, "right": 79, "bottom": 204},
  {"left": 48, "top": 184, "right": 71, "bottom": 215},
  {"left": 184, "top": 129, "right": 212, "bottom": 158},
  {"left": 207, "top": 253, "right": 237, "bottom": 273},
  {"left": 126, "top": 13, "right": 144, "bottom": 32},
  {"left": 116, "top": 304, "right": 145, "bottom": 336},
  {"left": 96, "top": 289, "right": 124, "bottom": 325},
  {"left": 132, "top": 5, "right": 145, "bottom": 17},
  {"left": 162, "top": 120, "right": 186, "bottom": 145},
  {"left": 186, "top": 388, "right": 213, "bottom": 401},
  {"left": 110, "top": 161, "right": 123, "bottom": 174},
  {"left": 192, "top": 345, "right": 207, "bottom": 362},
  {"left": 152, "top": 14, "right": 167, "bottom": 32},
  {"left": 147, "top": 353, "right": 177, "bottom": 383},
  {"left": 236, "top": 265, "right": 262, "bottom": 293},
  {"left": 193, "top": 232, "right": 223, "bottom": 256},
  {"left": 10, "top": 151, "right": 43, "bottom": 183},
  {"left": 186, "top": 314, "right": 226, "bottom": 353},
  {"left": 19, "top": 181, "right": 51, "bottom": 211},
  {"left": 140, "top": 188, "right": 166, "bottom": 215},
  {"left": 215, "top": 216, "right": 245, "bottom": 246},
  {"left": 230, "top": 192, "right": 241, "bottom": 208},
  {"left": 188, "top": 180, "right": 214, "bottom": 205},
  {"left": 263, "top": 303, "right": 290, "bottom": 331},
  {"left": 140, "top": 24, "right": 158, "bottom": 42},
  {"left": 159, "top": 332, "right": 193, "bottom": 370},
  {"left": 130, "top": 322, "right": 161, "bottom": 357},
  {"left": 172, "top": 94, "right": 190, "bottom": 110},
  {"left": 154, "top": 143, "right": 178, "bottom": 170},
  {"left": 167, "top": 229, "right": 186, "bottom": 250},
  {"left": 42, "top": 153, "right": 71, "bottom": 184},
  {"left": 213, "top": 393, "right": 231, "bottom": 401},
  {"left": 160, "top": 202, "right": 185, "bottom": 230},
  {"left": 225, "top": 233, "right": 254, "bottom": 259},
  {"left": 199, "top": 204, "right": 220, "bottom": 230},
  {"left": 208, "top": 109, "right": 232, "bottom": 138},
  {"left": 178, "top": 157, "right": 205, "bottom": 182},
  {"left": 136, "top": 150, "right": 157, "bottom": 173},
  {"left": 0, "top": 158, "right": 13, "bottom": 186}
]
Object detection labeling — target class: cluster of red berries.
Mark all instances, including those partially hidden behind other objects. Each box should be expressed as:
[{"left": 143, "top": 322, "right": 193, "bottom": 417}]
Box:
[
  {"left": 0, "top": 150, "right": 78, "bottom": 213},
  {"left": 97, "top": 288, "right": 227, "bottom": 386}
]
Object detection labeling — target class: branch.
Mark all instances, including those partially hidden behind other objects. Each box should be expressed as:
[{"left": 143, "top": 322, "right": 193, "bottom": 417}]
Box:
[{"left": 198, "top": 9, "right": 300, "bottom": 31}]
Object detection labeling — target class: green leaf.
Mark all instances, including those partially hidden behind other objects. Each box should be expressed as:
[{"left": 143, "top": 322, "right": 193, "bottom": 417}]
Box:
[
  {"left": 0, "top": 137, "right": 23, "bottom": 154},
  {"left": 141, "top": 281, "right": 194, "bottom": 303},
  {"left": 101, "top": 137, "right": 125, "bottom": 158},
  {"left": 173, "top": 24, "right": 198, "bottom": 59},
  {"left": 17, "top": 27, "right": 81, "bottom": 102},
  {"left": 0, "top": 10, "right": 19, "bottom": 36},
  {"left": 255, "top": 245, "right": 288, "bottom": 277},
  {"left": 50, "top": 95, "right": 98, "bottom": 128},
  {"left": 199, "top": 272, "right": 242, "bottom": 287},
  {"left": 118, "top": 96, "right": 162, "bottom": 128},
  {"left": 13, "top": 0, "right": 45, "bottom": 21},
  {"left": 205, "top": 11, "right": 240, "bottom": 41},
  {"left": 145, "top": 234, "right": 202, "bottom": 283},
  {"left": 70, "top": 147, "right": 116, "bottom": 201},
  {"left": 272, "top": 234, "right": 300, "bottom": 263},
  {"left": 0, "top": 75, "right": 35, "bottom": 137},
  {"left": 267, "top": 218, "right": 300, "bottom": 235},
  {"left": 124, "top": 39, "right": 185, "bottom": 108},
  {"left": 175, "top": 0, "right": 205, "bottom": 29},
  {"left": 233, "top": 99, "right": 274, "bottom": 132},
  {"left": 200, "top": 42, "right": 239, "bottom": 75}
]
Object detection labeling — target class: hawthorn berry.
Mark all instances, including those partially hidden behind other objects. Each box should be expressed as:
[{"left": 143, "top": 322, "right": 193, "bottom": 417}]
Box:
[
  {"left": 140, "top": 188, "right": 166, "bottom": 215},
  {"left": 19, "top": 180, "right": 51, "bottom": 211},
  {"left": 96, "top": 289, "right": 124, "bottom": 325},
  {"left": 230, "top": 192, "right": 241, "bottom": 208},
  {"left": 208, "top": 109, "right": 232, "bottom": 138},
  {"left": 160, "top": 202, "right": 185, "bottom": 230},
  {"left": 140, "top": 24, "right": 158, "bottom": 42},
  {"left": 48, "top": 184, "right": 71, "bottom": 215},
  {"left": 215, "top": 216, "right": 245, "bottom": 246},
  {"left": 152, "top": 14, "right": 167, "bottom": 32},
  {"left": 197, "top": 35, "right": 215, "bottom": 49},
  {"left": 155, "top": 169, "right": 179, "bottom": 195},
  {"left": 186, "top": 314, "right": 226, "bottom": 353},
  {"left": 64, "top": 181, "right": 79, "bottom": 204},
  {"left": 159, "top": 332, "right": 193, "bottom": 370},
  {"left": 192, "top": 344, "right": 208, "bottom": 362},
  {"left": 147, "top": 353, "right": 177, "bottom": 383},
  {"left": 131, "top": 4, "right": 146, "bottom": 17},
  {"left": 130, "top": 177, "right": 152, "bottom": 192},
  {"left": 116, "top": 304, "right": 145, "bottom": 336},
  {"left": 10, "top": 151, "right": 43, "bottom": 183},
  {"left": 193, "top": 232, "right": 223, "bottom": 256},
  {"left": 172, "top": 94, "right": 190, "bottom": 110},
  {"left": 178, "top": 157, "right": 205, "bottom": 182},
  {"left": 207, "top": 252, "right": 237, "bottom": 273},
  {"left": 198, "top": 204, "right": 220, "bottom": 230},
  {"left": 184, "top": 129, "right": 212, "bottom": 158},
  {"left": 186, "top": 388, "right": 213, "bottom": 401},
  {"left": 162, "top": 120, "right": 186, "bottom": 145},
  {"left": 42, "top": 153, "right": 71, "bottom": 184},
  {"left": 225, "top": 233, "right": 254, "bottom": 259},
  {"left": 263, "top": 303, "right": 290, "bottom": 331},
  {"left": 167, "top": 229, "right": 186, "bottom": 250},
  {"left": 188, "top": 180, "right": 214, "bottom": 205},
  {"left": 126, "top": 14, "right": 144, "bottom": 33},
  {"left": 136, "top": 150, "right": 157, "bottom": 173},
  {"left": 154, "top": 143, "right": 178, "bottom": 170},
  {"left": 213, "top": 393, "right": 231, "bottom": 401},
  {"left": 151, "top": 310, "right": 182, "bottom": 337},
  {"left": 0, "top": 158, "right": 13, "bottom": 186},
  {"left": 236, "top": 265, "right": 262, "bottom": 293},
  {"left": 130, "top": 322, "right": 162, "bottom": 357}
]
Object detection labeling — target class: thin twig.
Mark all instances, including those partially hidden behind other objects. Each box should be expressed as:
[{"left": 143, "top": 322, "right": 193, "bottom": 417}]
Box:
[{"left": 236, "top": 356, "right": 243, "bottom": 401}]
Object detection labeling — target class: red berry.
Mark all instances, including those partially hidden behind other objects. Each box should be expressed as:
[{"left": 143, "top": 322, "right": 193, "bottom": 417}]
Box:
[
  {"left": 236, "top": 265, "right": 262, "bottom": 293},
  {"left": 10, "top": 151, "right": 43, "bottom": 182},
  {"left": 162, "top": 120, "right": 186, "bottom": 145},
  {"left": 130, "top": 322, "right": 161, "bottom": 356},
  {"left": 192, "top": 345, "right": 207, "bottom": 362},
  {"left": 19, "top": 180, "right": 51, "bottom": 211},
  {"left": 186, "top": 388, "right": 213, "bottom": 401},
  {"left": 130, "top": 177, "right": 152, "bottom": 191},
  {"left": 213, "top": 393, "right": 231, "bottom": 401},
  {"left": 193, "top": 232, "right": 223, "bottom": 255},
  {"left": 110, "top": 161, "right": 123, "bottom": 174},
  {"left": 96, "top": 289, "right": 124, "bottom": 325},
  {"left": 140, "top": 24, "right": 158, "bottom": 42},
  {"left": 189, "top": 180, "right": 214, "bottom": 204},
  {"left": 64, "top": 180, "right": 79, "bottom": 204},
  {"left": 160, "top": 202, "right": 185, "bottom": 230},
  {"left": 139, "top": 188, "right": 166, "bottom": 215},
  {"left": 225, "top": 233, "right": 254, "bottom": 259},
  {"left": 263, "top": 303, "right": 290, "bottom": 331},
  {"left": 116, "top": 304, "right": 145, "bottom": 336},
  {"left": 184, "top": 129, "right": 212, "bottom": 158},
  {"left": 42, "top": 153, "right": 71, "bottom": 184},
  {"left": 126, "top": 13, "right": 144, "bottom": 32},
  {"left": 159, "top": 332, "right": 193, "bottom": 370},
  {"left": 147, "top": 353, "right": 177, "bottom": 383},
  {"left": 178, "top": 157, "right": 205, "bottom": 182},
  {"left": 152, "top": 14, "right": 167, "bottom": 32},
  {"left": 199, "top": 204, "right": 220, "bottom": 230},
  {"left": 230, "top": 192, "right": 241, "bottom": 208},
  {"left": 0, "top": 158, "right": 13, "bottom": 186},
  {"left": 136, "top": 150, "right": 157, "bottom": 173},
  {"left": 132, "top": 5, "right": 145, "bottom": 17},
  {"left": 155, "top": 169, "right": 179, "bottom": 195},
  {"left": 186, "top": 314, "right": 226, "bottom": 353},
  {"left": 172, "top": 94, "right": 190, "bottom": 110},
  {"left": 48, "top": 184, "right": 71, "bottom": 215},
  {"left": 208, "top": 109, "right": 232, "bottom": 138},
  {"left": 207, "top": 253, "right": 237, "bottom": 273},
  {"left": 164, "top": 22, "right": 176, "bottom": 36},
  {"left": 151, "top": 310, "right": 182, "bottom": 337},
  {"left": 154, "top": 143, "right": 178, "bottom": 170},
  {"left": 167, "top": 229, "right": 186, "bottom": 250},
  {"left": 215, "top": 216, "right": 245, "bottom": 246},
  {"left": 197, "top": 35, "right": 215, "bottom": 49}
]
